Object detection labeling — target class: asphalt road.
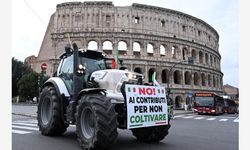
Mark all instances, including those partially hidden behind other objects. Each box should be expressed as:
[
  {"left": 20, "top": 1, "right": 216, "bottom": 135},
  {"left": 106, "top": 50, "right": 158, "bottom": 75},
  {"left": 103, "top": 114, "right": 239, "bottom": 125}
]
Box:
[{"left": 12, "top": 113, "right": 238, "bottom": 150}]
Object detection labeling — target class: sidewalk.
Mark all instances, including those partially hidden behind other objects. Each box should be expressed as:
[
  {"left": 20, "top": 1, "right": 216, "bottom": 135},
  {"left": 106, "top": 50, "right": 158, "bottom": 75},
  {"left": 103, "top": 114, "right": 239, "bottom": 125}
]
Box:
[{"left": 12, "top": 102, "right": 194, "bottom": 117}]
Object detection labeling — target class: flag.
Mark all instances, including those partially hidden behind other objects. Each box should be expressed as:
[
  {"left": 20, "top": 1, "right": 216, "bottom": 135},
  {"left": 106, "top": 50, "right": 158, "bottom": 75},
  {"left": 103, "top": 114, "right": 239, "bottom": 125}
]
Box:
[
  {"left": 111, "top": 59, "right": 116, "bottom": 69},
  {"left": 111, "top": 47, "right": 119, "bottom": 69},
  {"left": 115, "top": 47, "right": 119, "bottom": 68},
  {"left": 152, "top": 72, "right": 160, "bottom": 86}
]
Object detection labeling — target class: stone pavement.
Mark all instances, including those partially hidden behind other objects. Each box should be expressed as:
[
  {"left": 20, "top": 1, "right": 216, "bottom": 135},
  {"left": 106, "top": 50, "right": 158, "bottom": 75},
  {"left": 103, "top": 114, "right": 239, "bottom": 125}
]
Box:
[{"left": 12, "top": 102, "right": 194, "bottom": 118}]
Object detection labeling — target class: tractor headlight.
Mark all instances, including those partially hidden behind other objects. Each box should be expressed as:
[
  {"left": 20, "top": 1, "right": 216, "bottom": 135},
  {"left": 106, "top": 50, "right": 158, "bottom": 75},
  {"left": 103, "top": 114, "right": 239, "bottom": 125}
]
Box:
[
  {"left": 77, "top": 64, "right": 86, "bottom": 74},
  {"left": 126, "top": 73, "right": 137, "bottom": 80},
  {"left": 78, "top": 64, "right": 85, "bottom": 70}
]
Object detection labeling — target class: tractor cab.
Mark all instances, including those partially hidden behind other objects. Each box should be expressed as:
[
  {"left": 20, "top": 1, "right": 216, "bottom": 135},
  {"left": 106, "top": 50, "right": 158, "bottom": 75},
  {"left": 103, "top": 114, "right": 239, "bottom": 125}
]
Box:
[{"left": 56, "top": 48, "right": 108, "bottom": 94}]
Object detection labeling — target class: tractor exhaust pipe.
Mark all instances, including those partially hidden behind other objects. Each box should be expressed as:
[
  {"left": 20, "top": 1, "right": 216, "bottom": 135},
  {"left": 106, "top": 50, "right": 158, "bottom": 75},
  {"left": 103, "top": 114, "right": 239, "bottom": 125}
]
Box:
[{"left": 67, "top": 43, "right": 84, "bottom": 123}]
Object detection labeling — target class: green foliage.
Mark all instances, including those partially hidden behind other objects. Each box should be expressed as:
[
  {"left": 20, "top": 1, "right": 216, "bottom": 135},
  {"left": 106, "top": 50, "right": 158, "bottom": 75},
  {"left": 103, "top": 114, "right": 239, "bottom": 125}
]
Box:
[
  {"left": 12, "top": 57, "right": 32, "bottom": 97},
  {"left": 17, "top": 71, "right": 39, "bottom": 99}
]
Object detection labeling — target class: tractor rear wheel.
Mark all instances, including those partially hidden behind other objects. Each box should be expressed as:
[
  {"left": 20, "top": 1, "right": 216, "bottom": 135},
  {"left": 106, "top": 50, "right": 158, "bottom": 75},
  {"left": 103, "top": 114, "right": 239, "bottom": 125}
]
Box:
[
  {"left": 37, "top": 85, "right": 68, "bottom": 135},
  {"left": 75, "top": 94, "right": 118, "bottom": 150},
  {"left": 131, "top": 125, "right": 171, "bottom": 142}
]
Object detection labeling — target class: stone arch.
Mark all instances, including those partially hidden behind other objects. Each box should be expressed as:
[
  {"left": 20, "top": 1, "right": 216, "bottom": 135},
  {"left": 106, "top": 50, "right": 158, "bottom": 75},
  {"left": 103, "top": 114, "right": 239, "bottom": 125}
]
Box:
[
  {"left": 118, "top": 41, "right": 127, "bottom": 51},
  {"left": 210, "top": 55, "right": 213, "bottom": 66},
  {"left": 182, "top": 47, "right": 188, "bottom": 60},
  {"left": 208, "top": 74, "right": 211, "bottom": 87},
  {"left": 173, "top": 70, "right": 182, "bottom": 84},
  {"left": 213, "top": 75, "right": 216, "bottom": 87},
  {"left": 201, "top": 73, "right": 206, "bottom": 86},
  {"left": 171, "top": 45, "right": 178, "bottom": 59},
  {"left": 205, "top": 53, "right": 209, "bottom": 64},
  {"left": 194, "top": 72, "right": 199, "bottom": 86},
  {"left": 161, "top": 69, "right": 169, "bottom": 84},
  {"left": 175, "top": 95, "right": 183, "bottom": 108},
  {"left": 102, "top": 40, "right": 112, "bottom": 50},
  {"left": 184, "top": 71, "right": 191, "bottom": 85},
  {"left": 214, "top": 57, "right": 217, "bottom": 68},
  {"left": 148, "top": 68, "right": 156, "bottom": 83},
  {"left": 191, "top": 49, "right": 197, "bottom": 62},
  {"left": 147, "top": 43, "right": 154, "bottom": 54},
  {"left": 87, "top": 40, "right": 98, "bottom": 50},
  {"left": 133, "top": 41, "right": 141, "bottom": 52},
  {"left": 134, "top": 67, "right": 142, "bottom": 74},
  {"left": 199, "top": 51, "right": 204, "bottom": 64},
  {"left": 160, "top": 44, "right": 166, "bottom": 56}
]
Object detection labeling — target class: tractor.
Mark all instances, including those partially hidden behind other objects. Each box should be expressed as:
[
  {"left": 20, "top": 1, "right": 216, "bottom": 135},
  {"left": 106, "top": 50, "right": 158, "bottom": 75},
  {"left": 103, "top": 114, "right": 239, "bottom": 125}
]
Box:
[{"left": 37, "top": 43, "right": 171, "bottom": 150}]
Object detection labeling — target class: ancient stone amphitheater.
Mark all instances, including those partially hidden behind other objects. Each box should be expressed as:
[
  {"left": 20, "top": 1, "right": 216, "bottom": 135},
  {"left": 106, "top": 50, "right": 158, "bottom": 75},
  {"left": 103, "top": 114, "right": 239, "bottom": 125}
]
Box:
[{"left": 34, "top": 1, "right": 223, "bottom": 109}]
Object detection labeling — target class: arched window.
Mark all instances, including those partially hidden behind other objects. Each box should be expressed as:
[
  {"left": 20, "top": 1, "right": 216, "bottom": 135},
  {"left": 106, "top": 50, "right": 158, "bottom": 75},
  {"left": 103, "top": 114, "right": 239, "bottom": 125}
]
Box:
[
  {"left": 182, "top": 47, "right": 188, "bottom": 60},
  {"left": 194, "top": 72, "right": 199, "bottom": 86},
  {"left": 175, "top": 96, "right": 183, "bottom": 108},
  {"left": 201, "top": 73, "right": 206, "bottom": 86},
  {"left": 199, "top": 51, "right": 204, "bottom": 64},
  {"left": 205, "top": 53, "right": 209, "bottom": 65},
  {"left": 134, "top": 67, "right": 142, "bottom": 74},
  {"left": 174, "top": 70, "right": 181, "bottom": 84},
  {"left": 208, "top": 74, "right": 211, "bottom": 87},
  {"left": 191, "top": 49, "right": 197, "bottom": 62},
  {"left": 88, "top": 40, "right": 98, "bottom": 50},
  {"left": 148, "top": 68, "right": 156, "bottom": 83},
  {"left": 213, "top": 76, "right": 216, "bottom": 87},
  {"left": 160, "top": 45, "right": 166, "bottom": 56},
  {"left": 118, "top": 41, "right": 127, "bottom": 51},
  {"left": 147, "top": 43, "right": 154, "bottom": 53},
  {"left": 133, "top": 42, "right": 141, "bottom": 52},
  {"left": 214, "top": 57, "right": 217, "bottom": 67},
  {"left": 162, "top": 69, "right": 169, "bottom": 83},
  {"left": 184, "top": 71, "right": 191, "bottom": 85},
  {"left": 172, "top": 46, "right": 177, "bottom": 58},
  {"left": 102, "top": 41, "right": 112, "bottom": 50},
  {"left": 210, "top": 55, "right": 213, "bottom": 66}
]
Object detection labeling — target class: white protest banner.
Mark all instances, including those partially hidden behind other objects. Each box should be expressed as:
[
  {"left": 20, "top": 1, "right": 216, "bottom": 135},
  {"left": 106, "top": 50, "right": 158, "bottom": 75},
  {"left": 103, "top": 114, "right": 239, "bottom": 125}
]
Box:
[{"left": 125, "top": 84, "right": 168, "bottom": 129}]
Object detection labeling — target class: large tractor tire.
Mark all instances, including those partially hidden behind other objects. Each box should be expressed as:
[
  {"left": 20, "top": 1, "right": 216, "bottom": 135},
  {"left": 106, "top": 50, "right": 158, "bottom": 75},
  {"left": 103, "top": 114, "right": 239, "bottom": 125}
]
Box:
[
  {"left": 37, "top": 85, "right": 69, "bottom": 135},
  {"left": 131, "top": 125, "right": 171, "bottom": 142},
  {"left": 75, "top": 94, "right": 118, "bottom": 150}
]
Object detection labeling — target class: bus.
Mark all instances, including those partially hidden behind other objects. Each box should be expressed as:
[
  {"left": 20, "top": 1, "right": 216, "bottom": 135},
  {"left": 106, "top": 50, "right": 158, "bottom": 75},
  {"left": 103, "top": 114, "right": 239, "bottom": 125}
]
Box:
[
  {"left": 193, "top": 93, "right": 224, "bottom": 115},
  {"left": 223, "top": 98, "right": 238, "bottom": 114}
]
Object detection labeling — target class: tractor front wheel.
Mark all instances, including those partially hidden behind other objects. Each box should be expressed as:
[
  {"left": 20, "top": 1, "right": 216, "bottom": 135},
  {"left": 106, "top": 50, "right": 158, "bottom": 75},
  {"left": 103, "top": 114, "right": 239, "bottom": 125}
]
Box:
[
  {"left": 75, "top": 94, "right": 118, "bottom": 150},
  {"left": 37, "top": 85, "right": 68, "bottom": 135}
]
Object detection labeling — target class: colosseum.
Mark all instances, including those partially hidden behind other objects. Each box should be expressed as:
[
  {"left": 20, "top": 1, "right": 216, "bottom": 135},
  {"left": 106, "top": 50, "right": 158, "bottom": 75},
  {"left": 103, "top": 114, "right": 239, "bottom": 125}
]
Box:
[{"left": 34, "top": 1, "right": 224, "bottom": 109}]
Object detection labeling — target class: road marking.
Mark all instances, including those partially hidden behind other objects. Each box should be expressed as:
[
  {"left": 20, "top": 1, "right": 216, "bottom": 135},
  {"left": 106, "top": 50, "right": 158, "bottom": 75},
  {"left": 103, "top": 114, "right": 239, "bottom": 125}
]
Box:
[
  {"left": 174, "top": 115, "right": 185, "bottom": 118},
  {"left": 183, "top": 116, "right": 194, "bottom": 119},
  {"left": 12, "top": 129, "right": 32, "bottom": 134},
  {"left": 12, "top": 122, "right": 38, "bottom": 127},
  {"left": 233, "top": 118, "right": 239, "bottom": 122},
  {"left": 194, "top": 117, "right": 205, "bottom": 120},
  {"left": 206, "top": 118, "right": 216, "bottom": 121},
  {"left": 12, "top": 125, "right": 39, "bottom": 131},
  {"left": 219, "top": 119, "right": 228, "bottom": 122}
]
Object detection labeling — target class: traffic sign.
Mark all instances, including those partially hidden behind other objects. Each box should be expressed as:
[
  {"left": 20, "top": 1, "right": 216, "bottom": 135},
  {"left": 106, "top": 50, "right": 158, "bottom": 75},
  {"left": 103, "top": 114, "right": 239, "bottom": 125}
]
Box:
[{"left": 41, "top": 63, "right": 47, "bottom": 71}]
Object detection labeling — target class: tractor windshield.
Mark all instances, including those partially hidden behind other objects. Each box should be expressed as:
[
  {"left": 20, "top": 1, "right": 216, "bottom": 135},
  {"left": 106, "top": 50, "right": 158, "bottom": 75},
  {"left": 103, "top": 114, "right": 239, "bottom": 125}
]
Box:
[{"left": 79, "top": 55, "right": 107, "bottom": 81}]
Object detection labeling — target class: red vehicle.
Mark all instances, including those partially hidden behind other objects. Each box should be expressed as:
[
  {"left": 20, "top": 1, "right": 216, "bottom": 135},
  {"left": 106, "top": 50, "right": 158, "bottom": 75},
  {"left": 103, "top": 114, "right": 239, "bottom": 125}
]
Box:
[{"left": 193, "top": 93, "right": 224, "bottom": 115}]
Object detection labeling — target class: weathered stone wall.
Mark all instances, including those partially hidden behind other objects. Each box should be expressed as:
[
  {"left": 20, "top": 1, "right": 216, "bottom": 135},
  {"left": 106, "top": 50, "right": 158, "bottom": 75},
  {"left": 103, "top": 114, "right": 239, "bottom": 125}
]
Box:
[{"left": 35, "top": 1, "right": 223, "bottom": 108}]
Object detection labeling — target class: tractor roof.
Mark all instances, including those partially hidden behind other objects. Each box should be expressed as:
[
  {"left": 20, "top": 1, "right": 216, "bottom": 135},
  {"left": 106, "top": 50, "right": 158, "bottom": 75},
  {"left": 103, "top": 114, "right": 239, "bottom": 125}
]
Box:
[{"left": 60, "top": 49, "right": 106, "bottom": 59}]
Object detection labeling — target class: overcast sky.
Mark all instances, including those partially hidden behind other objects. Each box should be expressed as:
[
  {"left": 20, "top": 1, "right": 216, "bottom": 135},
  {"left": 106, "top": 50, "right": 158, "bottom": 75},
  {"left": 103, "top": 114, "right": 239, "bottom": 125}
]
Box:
[{"left": 11, "top": 0, "right": 239, "bottom": 87}]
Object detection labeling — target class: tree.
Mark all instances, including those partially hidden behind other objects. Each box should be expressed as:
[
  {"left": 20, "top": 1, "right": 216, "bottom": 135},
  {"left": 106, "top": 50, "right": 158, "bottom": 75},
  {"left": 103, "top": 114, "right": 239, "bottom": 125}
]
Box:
[
  {"left": 12, "top": 57, "right": 32, "bottom": 97},
  {"left": 17, "top": 71, "right": 39, "bottom": 100}
]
